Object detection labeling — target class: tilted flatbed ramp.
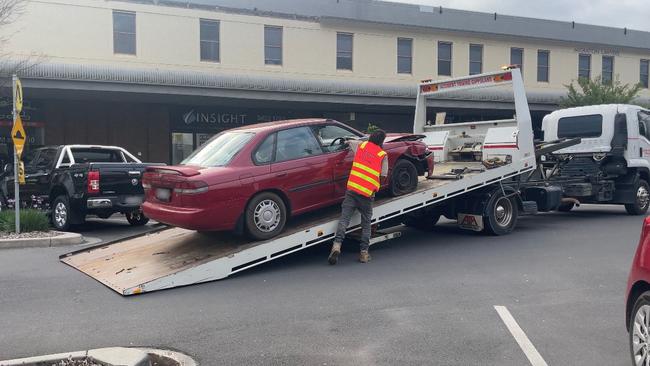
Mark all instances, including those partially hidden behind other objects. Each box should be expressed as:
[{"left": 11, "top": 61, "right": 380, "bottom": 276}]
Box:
[{"left": 61, "top": 162, "right": 532, "bottom": 295}]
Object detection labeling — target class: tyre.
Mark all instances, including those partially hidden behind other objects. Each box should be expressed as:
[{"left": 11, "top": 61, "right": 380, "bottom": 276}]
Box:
[
  {"left": 625, "top": 179, "right": 650, "bottom": 215},
  {"left": 245, "top": 192, "right": 287, "bottom": 240},
  {"left": 51, "top": 195, "right": 71, "bottom": 231},
  {"left": 126, "top": 210, "right": 149, "bottom": 226},
  {"left": 389, "top": 159, "right": 418, "bottom": 196},
  {"left": 557, "top": 202, "right": 574, "bottom": 212},
  {"left": 629, "top": 291, "right": 650, "bottom": 366},
  {"left": 483, "top": 191, "right": 518, "bottom": 236},
  {"left": 403, "top": 210, "right": 441, "bottom": 231}
]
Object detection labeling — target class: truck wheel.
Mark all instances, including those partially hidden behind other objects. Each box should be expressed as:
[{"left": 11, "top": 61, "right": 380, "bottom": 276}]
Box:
[
  {"left": 403, "top": 210, "right": 441, "bottom": 231},
  {"left": 126, "top": 211, "right": 149, "bottom": 226},
  {"left": 484, "top": 192, "right": 518, "bottom": 236},
  {"left": 626, "top": 180, "right": 650, "bottom": 215},
  {"left": 52, "top": 195, "right": 71, "bottom": 231},
  {"left": 390, "top": 159, "right": 418, "bottom": 196},
  {"left": 557, "top": 202, "right": 574, "bottom": 212},
  {"left": 245, "top": 192, "right": 287, "bottom": 240}
]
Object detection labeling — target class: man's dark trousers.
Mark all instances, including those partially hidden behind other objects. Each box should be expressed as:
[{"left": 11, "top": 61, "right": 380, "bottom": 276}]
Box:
[{"left": 333, "top": 190, "right": 373, "bottom": 250}]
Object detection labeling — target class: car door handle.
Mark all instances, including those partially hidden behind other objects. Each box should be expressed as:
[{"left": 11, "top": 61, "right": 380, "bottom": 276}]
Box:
[{"left": 275, "top": 172, "right": 287, "bottom": 178}]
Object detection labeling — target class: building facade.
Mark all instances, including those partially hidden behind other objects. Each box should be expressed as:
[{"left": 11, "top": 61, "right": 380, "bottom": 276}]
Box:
[{"left": 2, "top": 0, "right": 650, "bottom": 164}]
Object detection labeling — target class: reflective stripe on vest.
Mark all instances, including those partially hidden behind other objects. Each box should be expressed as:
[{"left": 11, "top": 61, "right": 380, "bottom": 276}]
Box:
[{"left": 346, "top": 141, "right": 386, "bottom": 197}]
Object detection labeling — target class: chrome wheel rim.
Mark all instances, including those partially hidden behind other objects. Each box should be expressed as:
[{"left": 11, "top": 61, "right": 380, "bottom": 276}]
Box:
[
  {"left": 54, "top": 202, "right": 67, "bottom": 228},
  {"left": 632, "top": 304, "right": 650, "bottom": 366},
  {"left": 494, "top": 197, "right": 513, "bottom": 227},
  {"left": 254, "top": 199, "right": 281, "bottom": 233},
  {"left": 638, "top": 186, "right": 650, "bottom": 210}
]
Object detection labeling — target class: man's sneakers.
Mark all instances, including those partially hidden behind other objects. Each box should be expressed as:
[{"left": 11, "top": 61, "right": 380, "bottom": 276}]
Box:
[
  {"left": 328, "top": 241, "right": 342, "bottom": 265},
  {"left": 359, "top": 250, "right": 371, "bottom": 263}
]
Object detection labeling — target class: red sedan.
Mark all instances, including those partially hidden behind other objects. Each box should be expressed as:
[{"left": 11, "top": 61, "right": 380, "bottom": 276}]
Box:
[
  {"left": 142, "top": 119, "right": 433, "bottom": 239},
  {"left": 627, "top": 217, "right": 650, "bottom": 365}
]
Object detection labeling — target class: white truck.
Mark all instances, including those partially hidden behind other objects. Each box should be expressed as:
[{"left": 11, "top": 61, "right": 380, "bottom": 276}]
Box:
[
  {"left": 60, "top": 69, "right": 570, "bottom": 295},
  {"left": 540, "top": 104, "right": 650, "bottom": 214}
]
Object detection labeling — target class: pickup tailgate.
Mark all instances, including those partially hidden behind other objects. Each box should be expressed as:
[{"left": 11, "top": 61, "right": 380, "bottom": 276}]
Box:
[{"left": 90, "top": 163, "right": 157, "bottom": 197}]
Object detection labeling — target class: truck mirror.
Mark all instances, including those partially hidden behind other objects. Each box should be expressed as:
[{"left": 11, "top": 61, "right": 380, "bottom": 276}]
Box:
[{"left": 3, "top": 164, "right": 10, "bottom": 173}]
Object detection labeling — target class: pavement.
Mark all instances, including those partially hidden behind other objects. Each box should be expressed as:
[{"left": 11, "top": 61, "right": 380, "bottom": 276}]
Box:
[{"left": 0, "top": 205, "right": 641, "bottom": 365}]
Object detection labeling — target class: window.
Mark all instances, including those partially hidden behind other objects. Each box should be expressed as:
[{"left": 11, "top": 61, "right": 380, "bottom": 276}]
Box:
[
  {"left": 113, "top": 11, "right": 136, "bottom": 55},
  {"left": 70, "top": 148, "right": 124, "bottom": 163},
  {"left": 181, "top": 132, "right": 254, "bottom": 167},
  {"left": 602, "top": 56, "right": 614, "bottom": 85},
  {"left": 641, "top": 60, "right": 649, "bottom": 88},
  {"left": 469, "top": 44, "right": 483, "bottom": 75},
  {"left": 275, "top": 127, "right": 322, "bottom": 161},
  {"left": 510, "top": 48, "right": 523, "bottom": 74},
  {"left": 264, "top": 26, "right": 282, "bottom": 65},
  {"left": 397, "top": 38, "right": 412, "bottom": 74},
  {"left": 25, "top": 148, "right": 58, "bottom": 169},
  {"left": 253, "top": 133, "right": 276, "bottom": 164},
  {"left": 312, "top": 124, "right": 361, "bottom": 152},
  {"left": 438, "top": 41, "right": 452, "bottom": 76},
  {"left": 557, "top": 115, "right": 603, "bottom": 138},
  {"left": 578, "top": 54, "right": 591, "bottom": 79},
  {"left": 639, "top": 112, "right": 650, "bottom": 140},
  {"left": 200, "top": 19, "right": 220, "bottom": 62},
  {"left": 336, "top": 33, "right": 353, "bottom": 70},
  {"left": 537, "top": 50, "right": 550, "bottom": 82}
]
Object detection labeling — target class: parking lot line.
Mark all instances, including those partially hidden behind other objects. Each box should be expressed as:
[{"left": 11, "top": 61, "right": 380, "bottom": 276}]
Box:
[{"left": 494, "top": 305, "right": 549, "bottom": 366}]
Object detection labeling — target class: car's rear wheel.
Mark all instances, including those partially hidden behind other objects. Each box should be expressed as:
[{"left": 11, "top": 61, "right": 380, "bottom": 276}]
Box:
[
  {"left": 126, "top": 210, "right": 149, "bottom": 226},
  {"left": 630, "top": 291, "right": 650, "bottom": 366},
  {"left": 403, "top": 209, "right": 441, "bottom": 231},
  {"left": 626, "top": 179, "right": 650, "bottom": 215},
  {"left": 245, "top": 192, "right": 287, "bottom": 240},
  {"left": 390, "top": 159, "right": 418, "bottom": 196}
]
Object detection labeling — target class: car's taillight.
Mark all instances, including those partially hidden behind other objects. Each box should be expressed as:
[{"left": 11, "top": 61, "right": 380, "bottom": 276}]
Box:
[
  {"left": 87, "top": 171, "right": 100, "bottom": 194},
  {"left": 642, "top": 217, "right": 650, "bottom": 242},
  {"left": 175, "top": 181, "right": 208, "bottom": 195}
]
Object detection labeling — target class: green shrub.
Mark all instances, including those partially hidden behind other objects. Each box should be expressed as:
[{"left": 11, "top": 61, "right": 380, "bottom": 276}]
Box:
[{"left": 0, "top": 209, "right": 50, "bottom": 233}]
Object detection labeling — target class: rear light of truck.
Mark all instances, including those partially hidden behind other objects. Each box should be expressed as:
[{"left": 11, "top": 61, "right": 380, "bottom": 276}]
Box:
[
  {"left": 175, "top": 181, "right": 209, "bottom": 195},
  {"left": 87, "top": 171, "right": 100, "bottom": 194}
]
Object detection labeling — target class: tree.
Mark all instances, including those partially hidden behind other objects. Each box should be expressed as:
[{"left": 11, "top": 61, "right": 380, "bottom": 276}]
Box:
[
  {"left": 0, "top": 0, "right": 42, "bottom": 87},
  {"left": 560, "top": 75, "right": 642, "bottom": 108}
]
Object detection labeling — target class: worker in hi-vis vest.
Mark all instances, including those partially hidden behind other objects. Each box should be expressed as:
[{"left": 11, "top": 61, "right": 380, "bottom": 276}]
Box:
[{"left": 329, "top": 129, "right": 388, "bottom": 264}]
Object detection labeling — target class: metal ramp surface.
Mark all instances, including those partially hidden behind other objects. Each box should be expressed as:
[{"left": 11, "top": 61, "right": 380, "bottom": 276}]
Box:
[{"left": 61, "top": 162, "right": 526, "bottom": 295}]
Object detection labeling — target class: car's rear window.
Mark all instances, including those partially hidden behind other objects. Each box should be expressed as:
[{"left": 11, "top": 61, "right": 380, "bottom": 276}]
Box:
[
  {"left": 71, "top": 148, "right": 125, "bottom": 163},
  {"left": 182, "top": 131, "right": 254, "bottom": 167},
  {"left": 557, "top": 114, "right": 603, "bottom": 138}
]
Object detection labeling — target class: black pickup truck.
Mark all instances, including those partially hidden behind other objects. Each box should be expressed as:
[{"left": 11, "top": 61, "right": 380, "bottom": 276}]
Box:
[{"left": 1, "top": 145, "right": 163, "bottom": 230}]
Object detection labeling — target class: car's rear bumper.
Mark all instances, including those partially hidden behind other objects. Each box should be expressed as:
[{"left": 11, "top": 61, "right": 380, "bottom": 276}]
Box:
[{"left": 142, "top": 201, "right": 239, "bottom": 231}]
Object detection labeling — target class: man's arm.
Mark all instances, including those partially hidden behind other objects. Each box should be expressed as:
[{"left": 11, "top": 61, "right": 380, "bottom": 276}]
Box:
[
  {"left": 347, "top": 139, "right": 361, "bottom": 154},
  {"left": 381, "top": 155, "right": 388, "bottom": 182}
]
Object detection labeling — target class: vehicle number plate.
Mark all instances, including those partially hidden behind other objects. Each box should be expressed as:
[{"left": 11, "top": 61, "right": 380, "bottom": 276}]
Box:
[
  {"left": 155, "top": 188, "right": 171, "bottom": 202},
  {"left": 124, "top": 196, "right": 143, "bottom": 205}
]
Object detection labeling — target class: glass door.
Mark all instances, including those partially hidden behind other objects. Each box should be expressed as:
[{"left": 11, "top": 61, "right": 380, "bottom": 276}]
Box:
[{"left": 171, "top": 132, "right": 194, "bottom": 165}]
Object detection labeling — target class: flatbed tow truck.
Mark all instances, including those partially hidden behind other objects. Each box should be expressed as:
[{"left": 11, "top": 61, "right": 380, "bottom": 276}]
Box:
[{"left": 60, "top": 69, "right": 573, "bottom": 295}]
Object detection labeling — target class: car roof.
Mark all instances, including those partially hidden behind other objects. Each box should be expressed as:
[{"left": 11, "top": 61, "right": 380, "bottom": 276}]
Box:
[
  {"left": 228, "top": 118, "right": 342, "bottom": 133},
  {"left": 544, "top": 104, "right": 645, "bottom": 121}
]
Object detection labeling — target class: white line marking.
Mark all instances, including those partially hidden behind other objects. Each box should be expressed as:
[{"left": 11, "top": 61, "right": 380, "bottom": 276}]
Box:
[{"left": 494, "top": 305, "right": 549, "bottom": 366}]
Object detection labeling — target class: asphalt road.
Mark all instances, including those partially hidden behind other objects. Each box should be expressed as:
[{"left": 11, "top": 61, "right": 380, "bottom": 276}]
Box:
[{"left": 0, "top": 205, "right": 642, "bottom": 365}]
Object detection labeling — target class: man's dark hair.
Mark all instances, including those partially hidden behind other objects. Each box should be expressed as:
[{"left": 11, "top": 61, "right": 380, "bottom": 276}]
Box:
[{"left": 368, "top": 129, "right": 386, "bottom": 147}]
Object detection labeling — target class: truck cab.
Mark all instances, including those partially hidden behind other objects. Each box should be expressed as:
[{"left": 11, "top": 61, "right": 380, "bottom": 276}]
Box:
[{"left": 541, "top": 104, "right": 650, "bottom": 214}]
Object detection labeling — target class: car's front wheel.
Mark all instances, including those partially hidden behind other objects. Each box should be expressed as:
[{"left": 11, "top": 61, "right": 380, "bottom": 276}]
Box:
[
  {"left": 245, "top": 192, "right": 287, "bottom": 240},
  {"left": 390, "top": 159, "right": 418, "bottom": 196},
  {"left": 630, "top": 291, "right": 650, "bottom": 366}
]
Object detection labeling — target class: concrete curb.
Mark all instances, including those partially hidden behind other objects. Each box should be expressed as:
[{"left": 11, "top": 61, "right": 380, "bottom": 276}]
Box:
[
  {"left": 0, "top": 231, "right": 84, "bottom": 249},
  {"left": 0, "top": 347, "right": 149, "bottom": 366}
]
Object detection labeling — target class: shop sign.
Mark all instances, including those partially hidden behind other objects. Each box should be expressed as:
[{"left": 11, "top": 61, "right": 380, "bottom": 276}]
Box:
[
  {"left": 574, "top": 47, "right": 621, "bottom": 56},
  {"left": 172, "top": 107, "right": 288, "bottom": 130}
]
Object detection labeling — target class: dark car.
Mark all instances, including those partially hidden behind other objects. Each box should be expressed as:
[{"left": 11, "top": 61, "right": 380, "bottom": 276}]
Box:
[
  {"left": 143, "top": 119, "right": 433, "bottom": 240},
  {"left": 2, "top": 145, "right": 163, "bottom": 230}
]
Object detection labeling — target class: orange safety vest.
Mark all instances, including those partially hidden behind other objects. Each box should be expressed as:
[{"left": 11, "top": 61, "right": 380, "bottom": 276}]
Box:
[{"left": 347, "top": 141, "right": 387, "bottom": 197}]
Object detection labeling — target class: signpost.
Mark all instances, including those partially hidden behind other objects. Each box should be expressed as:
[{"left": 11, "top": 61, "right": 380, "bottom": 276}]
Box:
[{"left": 12, "top": 75, "right": 24, "bottom": 233}]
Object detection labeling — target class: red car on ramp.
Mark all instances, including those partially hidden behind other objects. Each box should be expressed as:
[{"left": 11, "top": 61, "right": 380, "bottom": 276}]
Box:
[
  {"left": 627, "top": 216, "right": 650, "bottom": 365},
  {"left": 142, "top": 119, "right": 433, "bottom": 240}
]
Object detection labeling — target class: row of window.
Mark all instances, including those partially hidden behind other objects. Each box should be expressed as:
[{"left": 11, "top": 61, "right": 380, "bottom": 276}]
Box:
[{"left": 112, "top": 10, "right": 650, "bottom": 87}]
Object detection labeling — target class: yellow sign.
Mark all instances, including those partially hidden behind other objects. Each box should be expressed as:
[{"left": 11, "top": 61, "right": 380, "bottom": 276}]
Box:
[
  {"left": 14, "top": 78, "right": 22, "bottom": 113},
  {"left": 18, "top": 161, "right": 25, "bottom": 185},
  {"left": 11, "top": 115, "right": 26, "bottom": 158}
]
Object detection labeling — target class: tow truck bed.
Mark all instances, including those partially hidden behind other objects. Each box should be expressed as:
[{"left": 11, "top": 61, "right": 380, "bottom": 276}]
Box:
[{"left": 61, "top": 163, "right": 493, "bottom": 295}]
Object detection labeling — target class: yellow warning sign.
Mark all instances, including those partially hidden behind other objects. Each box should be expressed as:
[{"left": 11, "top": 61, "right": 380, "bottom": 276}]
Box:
[
  {"left": 11, "top": 115, "right": 26, "bottom": 158},
  {"left": 18, "top": 161, "right": 25, "bottom": 185},
  {"left": 14, "top": 78, "right": 22, "bottom": 113}
]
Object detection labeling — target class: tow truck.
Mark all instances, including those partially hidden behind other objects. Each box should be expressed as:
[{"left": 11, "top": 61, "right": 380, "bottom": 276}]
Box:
[{"left": 60, "top": 69, "right": 572, "bottom": 295}]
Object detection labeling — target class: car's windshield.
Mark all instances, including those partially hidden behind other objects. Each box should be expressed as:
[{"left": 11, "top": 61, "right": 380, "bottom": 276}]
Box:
[
  {"left": 181, "top": 131, "right": 254, "bottom": 167},
  {"left": 24, "top": 148, "right": 58, "bottom": 169}
]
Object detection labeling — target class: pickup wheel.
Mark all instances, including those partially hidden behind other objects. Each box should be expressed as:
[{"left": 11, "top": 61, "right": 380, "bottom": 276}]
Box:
[
  {"left": 390, "top": 159, "right": 418, "bottom": 196},
  {"left": 126, "top": 210, "right": 149, "bottom": 226},
  {"left": 483, "top": 191, "right": 518, "bottom": 236},
  {"left": 52, "top": 195, "right": 71, "bottom": 231},
  {"left": 245, "top": 192, "right": 287, "bottom": 240},
  {"left": 557, "top": 202, "right": 574, "bottom": 212},
  {"left": 625, "top": 179, "right": 650, "bottom": 215}
]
